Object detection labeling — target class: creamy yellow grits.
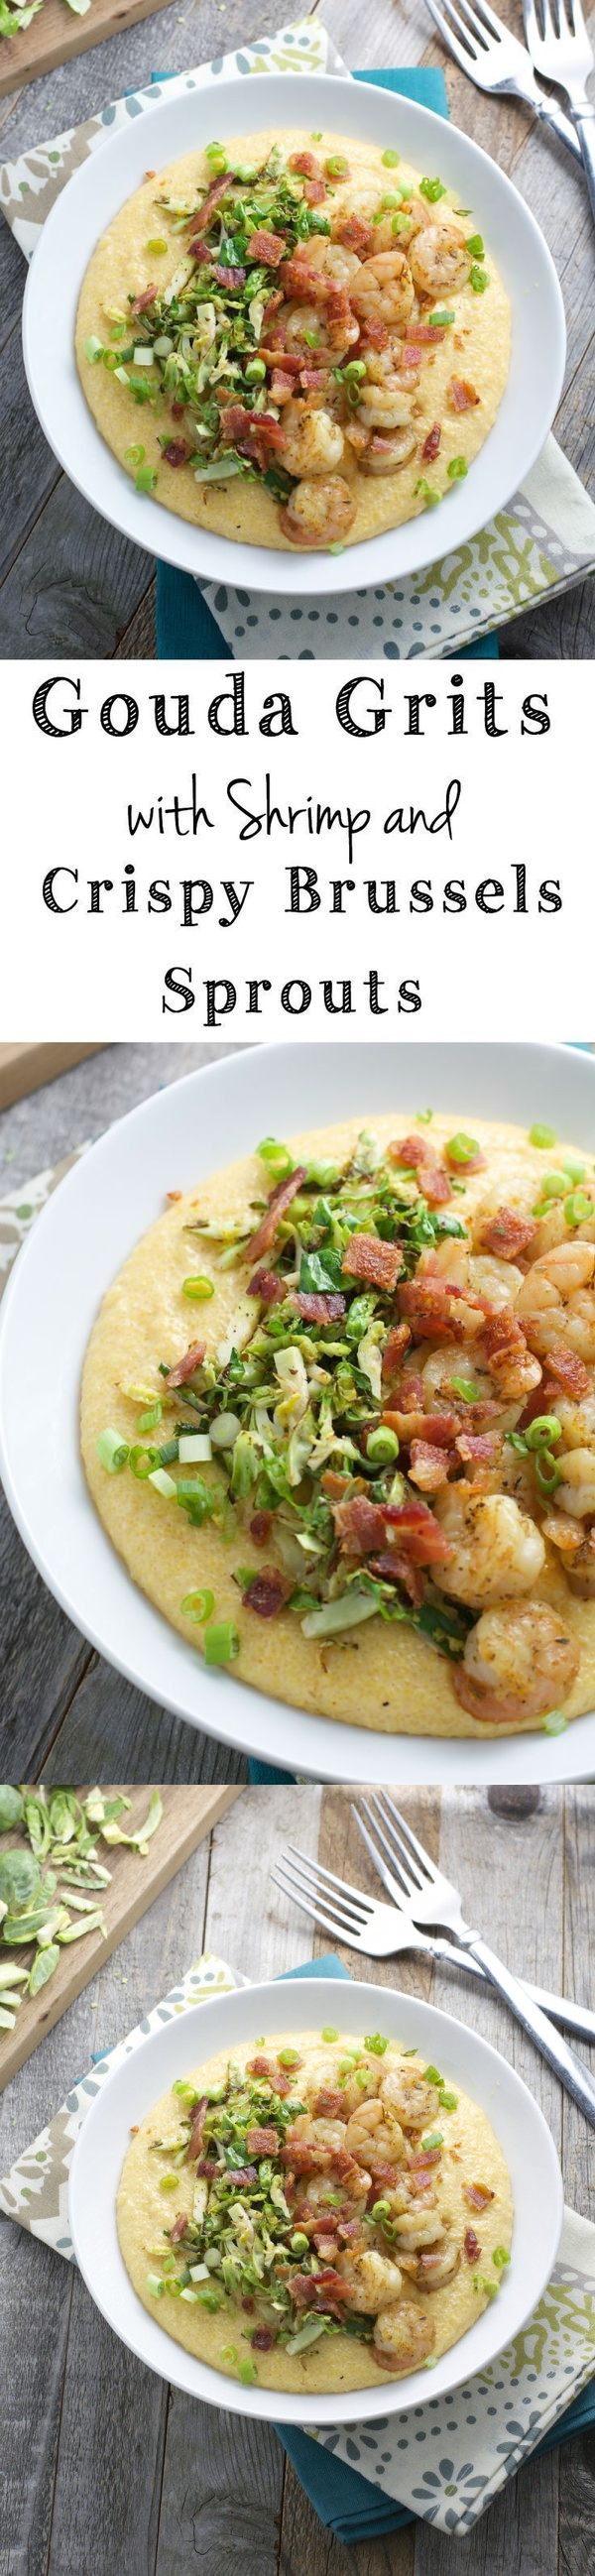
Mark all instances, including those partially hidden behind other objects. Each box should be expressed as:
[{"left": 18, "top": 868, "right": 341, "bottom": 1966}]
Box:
[
  {"left": 75, "top": 128, "right": 510, "bottom": 551},
  {"left": 117, "top": 2029, "right": 513, "bottom": 2393},
  {"left": 80, "top": 1110, "right": 595, "bottom": 1741}
]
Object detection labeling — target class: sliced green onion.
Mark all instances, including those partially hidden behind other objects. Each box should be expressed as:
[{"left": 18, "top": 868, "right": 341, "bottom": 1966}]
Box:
[
  {"left": 451, "top": 1376, "right": 480, "bottom": 1402},
  {"left": 245, "top": 357, "right": 267, "bottom": 384},
  {"left": 446, "top": 1131, "right": 480, "bottom": 1164},
  {"left": 96, "top": 1428, "right": 129, "bottom": 1473},
  {"left": 365, "top": 2032, "right": 389, "bottom": 2055},
  {"left": 129, "top": 1444, "right": 160, "bottom": 1480},
  {"left": 382, "top": 147, "right": 401, "bottom": 167},
  {"left": 561, "top": 1156, "right": 586, "bottom": 1182},
  {"left": 529, "top": 1123, "right": 556, "bottom": 1149},
  {"left": 291, "top": 2230, "right": 310, "bottom": 2255},
  {"left": 565, "top": 1189, "right": 592, "bottom": 1228},
  {"left": 321, "top": 2025, "right": 339, "bottom": 2042},
  {"left": 543, "top": 1709, "right": 567, "bottom": 1734},
  {"left": 326, "top": 154, "right": 348, "bottom": 176},
  {"left": 178, "top": 1434, "right": 212, "bottom": 1464},
  {"left": 421, "top": 2131, "right": 443, "bottom": 2151},
  {"left": 257, "top": 1135, "right": 295, "bottom": 1181},
  {"left": 493, "top": 2246, "right": 511, "bottom": 2269},
  {"left": 465, "top": 233, "right": 484, "bottom": 256},
  {"left": 146, "top": 2274, "right": 165, "bottom": 2298},
  {"left": 146, "top": 237, "right": 168, "bottom": 255},
  {"left": 159, "top": 2172, "right": 180, "bottom": 2192},
  {"left": 221, "top": 2345, "right": 238, "bottom": 2366},
  {"left": 133, "top": 346, "right": 155, "bottom": 368},
  {"left": 419, "top": 175, "right": 446, "bottom": 201},
  {"left": 278, "top": 2047, "right": 301, "bottom": 2066},
  {"left": 84, "top": 335, "right": 103, "bottom": 363},
  {"left": 525, "top": 1415, "right": 561, "bottom": 1451},
  {"left": 447, "top": 456, "right": 468, "bottom": 480},
  {"left": 300, "top": 1594, "right": 379, "bottom": 1638},
  {"left": 367, "top": 1426, "right": 400, "bottom": 1464},
  {"left": 302, "top": 327, "right": 319, "bottom": 348},
  {"left": 182, "top": 1274, "right": 215, "bottom": 1300},
  {"left": 203, "top": 1620, "right": 240, "bottom": 1665},
  {"left": 428, "top": 307, "right": 455, "bottom": 326},
  {"left": 535, "top": 1452, "right": 562, "bottom": 1494},
  {"left": 238, "top": 2358, "right": 258, "bottom": 2385},
  {"left": 469, "top": 264, "right": 489, "bottom": 292},
  {"left": 180, "top": 1588, "right": 215, "bottom": 1624},
  {"left": 415, "top": 478, "right": 440, "bottom": 508},
  {"left": 135, "top": 466, "right": 158, "bottom": 494}
]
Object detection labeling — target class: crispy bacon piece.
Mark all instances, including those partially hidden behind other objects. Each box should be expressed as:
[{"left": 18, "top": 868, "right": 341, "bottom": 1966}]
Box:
[
  {"left": 304, "top": 177, "right": 327, "bottom": 205},
  {"left": 249, "top": 1265, "right": 285, "bottom": 1305},
  {"left": 165, "top": 1339, "right": 205, "bottom": 1388},
  {"left": 388, "top": 1133, "right": 451, "bottom": 1208},
  {"left": 170, "top": 2211, "right": 189, "bottom": 2243},
  {"left": 337, "top": 2214, "right": 363, "bottom": 2245},
  {"left": 271, "top": 368, "right": 296, "bottom": 402},
  {"left": 321, "top": 1468, "right": 351, "bottom": 1500},
  {"left": 243, "top": 1567, "right": 290, "bottom": 1620},
  {"left": 245, "top": 1165, "right": 306, "bottom": 1263},
  {"left": 294, "top": 1289, "right": 346, "bottom": 1324},
  {"left": 405, "top": 322, "right": 446, "bottom": 344},
  {"left": 212, "top": 262, "right": 246, "bottom": 290},
  {"left": 444, "top": 1140, "right": 486, "bottom": 1176},
  {"left": 358, "top": 313, "right": 390, "bottom": 350},
  {"left": 464, "top": 2181, "right": 495, "bottom": 2211},
  {"left": 299, "top": 367, "right": 329, "bottom": 393},
  {"left": 369, "top": 1551, "right": 424, "bottom": 1605},
  {"left": 401, "top": 343, "right": 422, "bottom": 369},
  {"left": 421, "top": 421, "right": 441, "bottom": 463},
  {"left": 163, "top": 441, "right": 189, "bottom": 467},
  {"left": 219, "top": 402, "right": 254, "bottom": 443},
  {"left": 464, "top": 2226, "right": 481, "bottom": 2263},
  {"left": 382, "top": 1321, "right": 413, "bottom": 1381},
  {"left": 249, "top": 1509, "right": 274, "bottom": 1547},
  {"left": 261, "top": 344, "right": 302, "bottom": 371},
  {"left": 408, "top": 2149, "right": 442, "bottom": 2177},
  {"left": 248, "top": 227, "right": 288, "bottom": 265},
  {"left": 342, "top": 1231, "right": 404, "bottom": 1291},
  {"left": 398, "top": 1276, "right": 470, "bottom": 1341},
  {"left": 289, "top": 149, "right": 321, "bottom": 177},
  {"left": 480, "top": 1310, "right": 535, "bottom": 1374},
  {"left": 389, "top": 1370, "right": 425, "bottom": 1412},
  {"left": 383, "top": 1408, "right": 460, "bottom": 1447},
  {"left": 334, "top": 1494, "right": 393, "bottom": 1556},
  {"left": 281, "top": 2141, "right": 326, "bottom": 2173},
  {"left": 448, "top": 375, "right": 480, "bottom": 410},
  {"left": 337, "top": 213, "right": 374, "bottom": 254},
  {"left": 245, "top": 2125, "right": 280, "bottom": 2157},
  {"left": 262, "top": 289, "right": 284, "bottom": 328},
  {"left": 383, "top": 1498, "right": 453, "bottom": 1566},
  {"left": 189, "top": 239, "right": 212, "bottom": 263},
  {"left": 409, "top": 1438, "right": 452, "bottom": 1494},
  {"left": 290, "top": 2267, "right": 349, "bottom": 2308},
  {"left": 226, "top": 2165, "right": 259, "bottom": 2188},
  {"left": 455, "top": 1430, "right": 502, "bottom": 1467},
  {"left": 171, "top": 404, "right": 185, "bottom": 420},
  {"left": 247, "top": 2053, "right": 295, "bottom": 2093},
  {"left": 191, "top": 172, "right": 231, "bottom": 234},
  {"left": 313, "top": 2089, "right": 347, "bottom": 2120},
  {"left": 131, "top": 284, "right": 157, "bottom": 315},
  {"left": 312, "top": 2231, "right": 339, "bottom": 2259},
  {"left": 252, "top": 2326, "right": 276, "bottom": 2350},
  {"left": 186, "top": 2096, "right": 209, "bottom": 2161},
  {"left": 543, "top": 1342, "right": 591, "bottom": 1399},
  {"left": 477, "top": 1206, "right": 536, "bottom": 1261}
]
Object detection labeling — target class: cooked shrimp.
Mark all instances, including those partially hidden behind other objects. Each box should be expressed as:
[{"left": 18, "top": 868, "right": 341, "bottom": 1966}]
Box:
[
  {"left": 555, "top": 1449, "right": 595, "bottom": 1519},
  {"left": 280, "top": 474, "right": 357, "bottom": 548},
  {"left": 352, "top": 250, "right": 416, "bottom": 327},
  {"left": 357, "top": 351, "right": 416, "bottom": 432},
  {"left": 336, "top": 2247, "right": 404, "bottom": 2312},
  {"left": 373, "top": 2299, "right": 436, "bottom": 2372},
  {"left": 344, "top": 2096, "right": 406, "bottom": 2169},
  {"left": 287, "top": 2114, "right": 347, "bottom": 2166},
  {"left": 566, "top": 1534, "right": 595, "bottom": 1596},
  {"left": 380, "top": 2063, "right": 439, "bottom": 2129},
  {"left": 280, "top": 403, "right": 345, "bottom": 477},
  {"left": 531, "top": 1186, "right": 595, "bottom": 1259},
  {"left": 517, "top": 1242, "right": 595, "bottom": 1364},
  {"left": 453, "top": 1598, "right": 579, "bottom": 1722},
  {"left": 409, "top": 219, "right": 469, "bottom": 296},
  {"left": 360, "top": 427, "right": 417, "bottom": 473},
  {"left": 282, "top": 297, "right": 356, "bottom": 357},
  {"left": 401, "top": 2236, "right": 461, "bottom": 2291},
  {"left": 305, "top": 237, "right": 362, "bottom": 289},
  {"left": 393, "top": 2201, "right": 442, "bottom": 2250},
  {"left": 431, "top": 1239, "right": 525, "bottom": 1311},
  {"left": 551, "top": 1391, "right": 595, "bottom": 1452},
  {"left": 434, "top": 1486, "right": 545, "bottom": 1607}
]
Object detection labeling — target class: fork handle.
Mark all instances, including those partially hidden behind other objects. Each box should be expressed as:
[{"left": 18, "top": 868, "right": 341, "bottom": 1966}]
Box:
[
  {"left": 571, "top": 105, "right": 595, "bottom": 224},
  {"left": 533, "top": 89, "right": 585, "bottom": 166},
  {"left": 458, "top": 1931, "right": 595, "bottom": 2127},
  {"left": 431, "top": 1937, "right": 595, "bottom": 2047}
]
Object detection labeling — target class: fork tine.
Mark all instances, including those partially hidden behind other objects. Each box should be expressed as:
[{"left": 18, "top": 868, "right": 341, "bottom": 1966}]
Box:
[
  {"left": 360, "top": 1798, "right": 420, "bottom": 1903},
  {"left": 285, "top": 1842, "right": 374, "bottom": 1916},
  {"left": 424, "top": 0, "right": 481, "bottom": 67},
  {"left": 379, "top": 1794, "right": 442, "bottom": 1886},
  {"left": 450, "top": 0, "right": 493, "bottom": 50},
  {"left": 371, "top": 1795, "right": 428, "bottom": 1893},
  {"left": 455, "top": 0, "right": 511, "bottom": 43},
  {"left": 352, "top": 1807, "right": 416, "bottom": 1914},
  {"left": 279, "top": 1854, "right": 370, "bottom": 1933},
  {"left": 271, "top": 1865, "right": 361, "bottom": 1944}
]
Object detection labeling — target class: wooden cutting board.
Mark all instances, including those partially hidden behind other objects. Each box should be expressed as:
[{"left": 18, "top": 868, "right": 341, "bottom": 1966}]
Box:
[
  {"left": 0, "top": 1045, "right": 104, "bottom": 1111},
  {"left": 0, "top": 0, "right": 171, "bottom": 98},
  {"left": 0, "top": 1782, "right": 239, "bottom": 2087}
]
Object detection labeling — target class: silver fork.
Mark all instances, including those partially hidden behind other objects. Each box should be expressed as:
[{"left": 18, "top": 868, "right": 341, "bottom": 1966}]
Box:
[
  {"left": 523, "top": 0, "right": 595, "bottom": 215},
  {"left": 351, "top": 1796, "right": 595, "bottom": 2127},
  {"left": 425, "top": 0, "right": 582, "bottom": 161},
  {"left": 272, "top": 1844, "right": 595, "bottom": 2045}
]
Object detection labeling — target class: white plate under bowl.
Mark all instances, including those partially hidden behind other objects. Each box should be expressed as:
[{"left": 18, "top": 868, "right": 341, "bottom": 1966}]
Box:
[
  {"left": 68, "top": 1976, "right": 563, "bottom": 2425},
  {"left": 22, "top": 73, "right": 565, "bottom": 598},
  {"left": 0, "top": 1040, "right": 594, "bottom": 1784}
]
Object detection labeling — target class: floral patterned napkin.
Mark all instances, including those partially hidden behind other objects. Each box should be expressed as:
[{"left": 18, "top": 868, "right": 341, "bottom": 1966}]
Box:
[
  {"left": 1, "top": 18, "right": 594, "bottom": 656},
  {"left": 1, "top": 1943, "right": 594, "bottom": 2534}
]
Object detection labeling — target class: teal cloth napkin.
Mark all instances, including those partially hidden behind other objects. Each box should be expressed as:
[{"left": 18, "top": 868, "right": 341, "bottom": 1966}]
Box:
[
  {"left": 272, "top": 1955, "right": 595, "bottom": 2542},
  {"left": 154, "top": 67, "right": 498, "bottom": 663}
]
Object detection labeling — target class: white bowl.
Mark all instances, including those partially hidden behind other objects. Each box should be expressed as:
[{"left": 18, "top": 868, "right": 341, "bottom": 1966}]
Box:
[
  {"left": 22, "top": 72, "right": 565, "bottom": 599},
  {"left": 0, "top": 1040, "right": 594, "bottom": 1785},
  {"left": 68, "top": 1975, "right": 563, "bottom": 2424}
]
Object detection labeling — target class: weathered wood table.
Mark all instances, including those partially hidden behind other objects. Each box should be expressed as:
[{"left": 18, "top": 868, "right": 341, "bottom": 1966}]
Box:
[
  {"left": 0, "top": 0, "right": 593, "bottom": 658},
  {"left": 1, "top": 1782, "right": 594, "bottom": 2576},
  {"left": 0, "top": 1040, "right": 249, "bottom": 1786}
]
